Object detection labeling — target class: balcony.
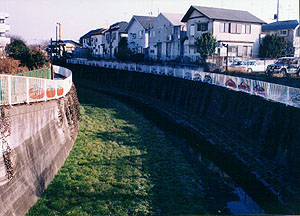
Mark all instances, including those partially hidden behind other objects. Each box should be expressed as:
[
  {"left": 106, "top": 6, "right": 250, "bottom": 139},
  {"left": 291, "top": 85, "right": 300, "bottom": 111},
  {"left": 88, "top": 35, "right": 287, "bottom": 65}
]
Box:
[
  {"left": 0, "top": 37, "right": 10, "bottom": 47},
  {"left": 0, "top": 24, "right": 10, "bottom": 33}
]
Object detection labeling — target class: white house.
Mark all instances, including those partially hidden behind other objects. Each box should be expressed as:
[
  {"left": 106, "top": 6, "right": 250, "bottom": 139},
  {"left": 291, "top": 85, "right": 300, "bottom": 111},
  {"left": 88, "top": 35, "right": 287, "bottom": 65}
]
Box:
[
  {"left": 262, "top": 20, "right": 300, "bottom": 57},
  {"left": 0, "top": 12, "right": 10, "bottom": 57},
  {"left": 103, "top": 21, "right": 128, "bottom": 59},
  {"left": 79, "top": 28, "right": 104, "bottom": 49},
  {"left": 125, "top": 15, "right": 156, "bottom": 55},
  {"left": 149, "top": 13, "right": 186, "bottom": 61},
  {"left": 181, "top": 6, "right": 266, "bottom": 62},
  {"left": 90, "top": 29, "right": 107, "bottom": 57}
]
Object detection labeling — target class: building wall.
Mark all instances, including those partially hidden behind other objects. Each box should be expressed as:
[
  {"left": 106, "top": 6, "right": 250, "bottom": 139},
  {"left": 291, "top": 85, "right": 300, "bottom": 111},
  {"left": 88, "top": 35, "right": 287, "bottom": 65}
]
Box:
[
  {"left": 91, "top": 34, "right": 104, "bottom": 56},
  {"left": 149, "top": 14, "right": 183, "bottom": 61},
  {"left": 0, "top": 13, "right": 10, "bottom": 56},
  {"left": 127, "top": 20, "right": 148, "bottom": 53}
]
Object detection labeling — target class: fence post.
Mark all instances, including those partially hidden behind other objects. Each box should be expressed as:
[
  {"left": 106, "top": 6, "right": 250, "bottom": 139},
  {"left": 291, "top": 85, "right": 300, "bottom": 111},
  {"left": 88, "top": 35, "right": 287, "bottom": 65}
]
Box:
[
  {"left": 26, "top": 77, "right": 30, "bottom": 104},
  {"left": 8, "top": 76, "right": 11, "bottom": 105}
]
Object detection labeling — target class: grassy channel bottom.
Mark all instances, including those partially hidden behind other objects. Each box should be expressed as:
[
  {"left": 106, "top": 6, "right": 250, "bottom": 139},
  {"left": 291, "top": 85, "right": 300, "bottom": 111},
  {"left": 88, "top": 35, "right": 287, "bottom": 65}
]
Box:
[{"left": 27, "top": 87, "right": 208, "bottom": 216}]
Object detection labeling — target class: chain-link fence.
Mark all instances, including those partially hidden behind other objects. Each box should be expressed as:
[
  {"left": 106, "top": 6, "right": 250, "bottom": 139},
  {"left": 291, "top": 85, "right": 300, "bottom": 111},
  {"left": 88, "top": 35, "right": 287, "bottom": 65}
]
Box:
[{"left": 15, "top": 67, "right": 51, "bottom": 79}]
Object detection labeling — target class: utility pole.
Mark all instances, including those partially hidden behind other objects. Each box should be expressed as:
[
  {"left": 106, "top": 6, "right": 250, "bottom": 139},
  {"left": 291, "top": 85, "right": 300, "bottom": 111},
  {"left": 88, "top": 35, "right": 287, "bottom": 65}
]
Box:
[
  {"left": 276, "top": 0, "right": 279, "bottom": 22},
  {"left": 222, "top": 43, "right": 229, "bottom": 73}
]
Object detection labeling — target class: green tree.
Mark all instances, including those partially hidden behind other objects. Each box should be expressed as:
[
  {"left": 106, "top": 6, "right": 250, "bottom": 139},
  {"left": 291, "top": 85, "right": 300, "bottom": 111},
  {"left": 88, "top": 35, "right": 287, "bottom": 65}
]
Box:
[
  {"left": 115, "top": 37, "right": 132, "bottom": 61},
  {"left": 6, "top": 38, "right": 49, "bottom": 70},
  {"left": 259, "top": 34, "right": 287, "bottom": 58},
  {"left": 6, "top": 38, "right": 30, "bottom": 66},
  {"left": 195, "top": 32, "right": 217, "bottom": 63}
]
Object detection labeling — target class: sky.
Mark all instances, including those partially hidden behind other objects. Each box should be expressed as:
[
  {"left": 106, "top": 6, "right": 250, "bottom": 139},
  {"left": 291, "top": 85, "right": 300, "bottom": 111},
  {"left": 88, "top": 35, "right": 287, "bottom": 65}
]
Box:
[{"left": 1, "top": 0, "right": 299, "bottom": 44}]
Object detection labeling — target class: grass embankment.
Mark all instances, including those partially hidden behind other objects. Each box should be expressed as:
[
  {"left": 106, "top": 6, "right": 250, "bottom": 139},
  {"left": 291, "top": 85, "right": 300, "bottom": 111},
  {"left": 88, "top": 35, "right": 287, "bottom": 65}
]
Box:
[{"left": 27, "top": 87, "right": 208, "bottom": 215}]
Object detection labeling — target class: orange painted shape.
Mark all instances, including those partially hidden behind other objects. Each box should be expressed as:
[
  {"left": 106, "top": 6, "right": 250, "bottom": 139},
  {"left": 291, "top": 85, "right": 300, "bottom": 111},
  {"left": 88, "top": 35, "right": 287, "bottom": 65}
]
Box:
[
  {"left": 57, "top": 88, "right": 64, "bottom": 96},
  {"left": 29, "top": 88, "right": 45, "bottom": 100},
  {"left": 46, "top": 88, "right": 56, "bottom": 98}
]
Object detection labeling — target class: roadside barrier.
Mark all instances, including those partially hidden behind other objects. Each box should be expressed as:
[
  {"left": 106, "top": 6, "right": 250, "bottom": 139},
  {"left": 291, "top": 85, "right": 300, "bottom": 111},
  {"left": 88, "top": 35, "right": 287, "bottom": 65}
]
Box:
[
  {"left": 0, "top": 66, "right": 72, "bottom": 105},
  {"left": 67, "top": 58, "right": 300, "bottom": 109}
]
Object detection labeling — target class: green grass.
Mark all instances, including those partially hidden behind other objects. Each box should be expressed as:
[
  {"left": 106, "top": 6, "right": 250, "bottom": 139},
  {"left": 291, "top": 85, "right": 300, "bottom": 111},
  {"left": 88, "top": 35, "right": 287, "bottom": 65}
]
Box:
[{"left": 27, "top": 87, "right": 208, "bottom": 216}]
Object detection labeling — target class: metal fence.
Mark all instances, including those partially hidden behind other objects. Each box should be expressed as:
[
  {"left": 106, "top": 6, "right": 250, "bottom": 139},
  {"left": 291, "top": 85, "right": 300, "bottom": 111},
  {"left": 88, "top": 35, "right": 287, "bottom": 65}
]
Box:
[
  {"left": 15, "top": 67, "right": 51, "bottom": 79},
  {"left": 0, "top": 66, "right": 72, "bottom": 105},
  {"left": 67, "top": 58, "right": 300, "bottom": 109}
]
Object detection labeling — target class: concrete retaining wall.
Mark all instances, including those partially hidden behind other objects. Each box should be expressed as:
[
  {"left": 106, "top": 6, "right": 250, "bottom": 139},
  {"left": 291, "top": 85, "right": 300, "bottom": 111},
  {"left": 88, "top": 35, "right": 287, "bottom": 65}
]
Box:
[{"left": 0, "top": 87, "right": 79, "bottom": 216}]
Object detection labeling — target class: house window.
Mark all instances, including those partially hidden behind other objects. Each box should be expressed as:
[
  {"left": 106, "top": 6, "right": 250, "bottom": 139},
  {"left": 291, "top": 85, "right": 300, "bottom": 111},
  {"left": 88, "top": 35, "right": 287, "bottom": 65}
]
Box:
[
  {"left": 220, "top": 23, "right": 230, "bottom": 33},
  {"left": 106, "top": 34, "right": 110, "bottom": 41},
  {"left": 131, "top": 33, "right": 136, "bottom": 39},
  {"left": 0, "top": 32, "right": 5, "bottom": 37},
  {"left": 139, "top": 30, "right": 143, "bottom": 39},
  {"left": 197, "top": 23, "right": 208, "bottom": 31},
  {"left": 0, "top": 19, "right": 4, "bottom": 23},
  {"left": 280, "top": 30, "right": 288, "bottom": 36},
  {"left": 237, "top": 45, "right": 243, "bottom": 56},
  {"left": 245, "top": 24, "right": 251, "bottom": 34},
  {"left": 190, "top": 24, "right": 195, "bottom": 36},
  {"left": 230, "top": 23, "right": 237, "bottom": 34},
  {"left": 228, "top": 46, "right": 236, "bottom": 53},
  {"left": 243, "top": 46, "right": 248, "bottom": 56},
  {"left": 242, "top": 24, "right": 246, "bottom": 33},
  {"left": 138, "top": 47, "right": 143, "bottom": 53},
  {"left": 237, "top": 23, "right": 242, "bottom": 34},
  {"left": 112, "top": 32, "right": 116, "bottom": 40}
]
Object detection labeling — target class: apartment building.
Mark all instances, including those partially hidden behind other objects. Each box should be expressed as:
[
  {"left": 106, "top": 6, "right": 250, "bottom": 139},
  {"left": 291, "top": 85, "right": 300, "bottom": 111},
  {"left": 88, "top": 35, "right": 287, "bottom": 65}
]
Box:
[{"left": 0, "top": 12, "right": 10, "bottom": 57}]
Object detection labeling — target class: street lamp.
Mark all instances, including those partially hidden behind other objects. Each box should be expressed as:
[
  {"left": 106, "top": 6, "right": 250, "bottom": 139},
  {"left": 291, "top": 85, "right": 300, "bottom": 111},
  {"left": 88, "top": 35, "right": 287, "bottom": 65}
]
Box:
[{"left": 222, "top": 43, "right": 229, "bottom": 73}]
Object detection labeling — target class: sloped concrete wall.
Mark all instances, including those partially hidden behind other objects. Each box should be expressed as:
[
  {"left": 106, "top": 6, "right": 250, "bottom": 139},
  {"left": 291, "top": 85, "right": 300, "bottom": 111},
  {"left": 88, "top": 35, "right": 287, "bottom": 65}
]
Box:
[{"left": 0, "top": 87, "right": 79, "bottom": 216}]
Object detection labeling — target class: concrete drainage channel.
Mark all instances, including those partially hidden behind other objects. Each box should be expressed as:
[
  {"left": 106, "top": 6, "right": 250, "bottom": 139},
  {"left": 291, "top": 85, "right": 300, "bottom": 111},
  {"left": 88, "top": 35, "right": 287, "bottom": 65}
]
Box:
[{"left": 77, "top": 82, "right": 289, "bottom": 215}]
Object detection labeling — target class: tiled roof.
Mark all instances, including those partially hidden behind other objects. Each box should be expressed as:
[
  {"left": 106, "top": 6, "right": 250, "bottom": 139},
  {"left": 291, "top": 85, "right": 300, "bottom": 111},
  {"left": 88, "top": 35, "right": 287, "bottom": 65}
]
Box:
[
  {"left": 181, "top": 5, "right": 265, "bottom": 24},
  {"left": 80, "top": 28, "right": 104, "bottom": 39},
  {"left": 161, "top": 13, "right": 184, "bottom": 26},
  {"left": 262, "top": 20, "right": 299, "bottom": 31},
  {"left": 110, "top": 21, "right": 128, "bottom": 33},
  {"left": 134, "top": 16, "right": 156, "bottom": 29}
]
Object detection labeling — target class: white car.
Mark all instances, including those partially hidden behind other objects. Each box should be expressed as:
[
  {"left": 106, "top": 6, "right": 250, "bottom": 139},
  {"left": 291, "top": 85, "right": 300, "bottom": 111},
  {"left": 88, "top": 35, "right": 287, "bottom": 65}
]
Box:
[{"left": 241, "top": 61, "right": 266, "bottom": 73}]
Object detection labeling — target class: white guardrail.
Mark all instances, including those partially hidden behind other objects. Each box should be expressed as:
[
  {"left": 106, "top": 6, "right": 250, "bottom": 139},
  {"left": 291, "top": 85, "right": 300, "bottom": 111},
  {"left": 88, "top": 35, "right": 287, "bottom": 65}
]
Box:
[
  {"left": 0, "top": 66, "right": 72, "bottom": 105},
  {"left": 67, "top": 58, "right": 300, "bottom": 109}
]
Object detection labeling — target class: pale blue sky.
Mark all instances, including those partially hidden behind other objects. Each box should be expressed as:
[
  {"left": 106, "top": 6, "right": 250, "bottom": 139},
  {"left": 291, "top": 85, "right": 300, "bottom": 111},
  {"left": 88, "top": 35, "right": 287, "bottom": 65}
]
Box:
[{"left": 1, "top": 0, "right": 299, "bottom": 44}]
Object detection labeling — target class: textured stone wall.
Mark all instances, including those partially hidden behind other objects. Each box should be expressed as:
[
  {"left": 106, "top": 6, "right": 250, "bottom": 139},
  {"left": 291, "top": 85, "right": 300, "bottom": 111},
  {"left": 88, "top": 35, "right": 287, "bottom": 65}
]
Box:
[{"left": 0, "top": 87, "right": 80, "bottom": 216}]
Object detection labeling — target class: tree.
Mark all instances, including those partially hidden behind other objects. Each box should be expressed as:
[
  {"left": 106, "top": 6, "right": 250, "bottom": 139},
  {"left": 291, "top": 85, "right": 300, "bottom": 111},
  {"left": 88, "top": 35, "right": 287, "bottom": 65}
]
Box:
[
  {"left": 5, "top": 38, "right": 30, "bottom": 66},
  {"left": 5, "top": 38, "right": 49, "bottom": 70},
  {"left": 259, "top": 35, "right": 287, "bottom": 58},
  {"left": 195, "top": 32, "right": 217, "bottom": 63},
  {"left": 115, "top": 37, "right": 132, "bottom": 61}
]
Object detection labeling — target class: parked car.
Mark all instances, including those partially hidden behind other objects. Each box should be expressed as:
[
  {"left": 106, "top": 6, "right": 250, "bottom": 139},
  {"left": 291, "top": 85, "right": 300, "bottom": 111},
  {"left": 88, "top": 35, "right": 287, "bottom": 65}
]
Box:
[
  {"left": 240, "top": 61, "right": 266, "bottom": 73},
  {"left": 266, "top": 57, "right": 300, "bottom": 76}
]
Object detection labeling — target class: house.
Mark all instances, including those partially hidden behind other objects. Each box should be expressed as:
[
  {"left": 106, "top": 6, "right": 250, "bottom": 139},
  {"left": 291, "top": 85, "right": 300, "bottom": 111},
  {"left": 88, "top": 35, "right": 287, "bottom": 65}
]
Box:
[
  {"left": 0, "top": 12, "right": 10, "bottom": 57},
  {"left": 62, "top": 40, "right": 81, "bottom": 53},
  {"left": 125, "top": 15, "right": 156, "bottom": 56},
  {"left": 103, "top": 21, "right": 128, "bottom": 59},
  {"left": 181, "top": 6, "right": 265, "bottom": 62},
  {"left": 262, "top": 20, "right": 300, "bottom": 57},
  {"left": 79, "top": 28, "right": 105, "bottom": 49},
  {"left": 90, "top": 29, "right": 107, "bottom": 58},
  {"left": 149, "top": 13, "right": 187, "bottom": 61}
]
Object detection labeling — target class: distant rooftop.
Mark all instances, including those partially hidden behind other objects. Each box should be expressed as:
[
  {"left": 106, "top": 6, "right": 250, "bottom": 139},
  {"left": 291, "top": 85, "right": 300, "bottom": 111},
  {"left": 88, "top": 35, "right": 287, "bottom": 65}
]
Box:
[
  {"left": 161, "top": 13, "right": 184, "bottom": 26},
  {"left": 133, "top": 15, "right": 156, "bottom": 29},
  {"left": 181, "top": 5, "right": 265, "bottom": 24},
  {"left": 262, "top": 20, "right": 299, "bottom": 31}
]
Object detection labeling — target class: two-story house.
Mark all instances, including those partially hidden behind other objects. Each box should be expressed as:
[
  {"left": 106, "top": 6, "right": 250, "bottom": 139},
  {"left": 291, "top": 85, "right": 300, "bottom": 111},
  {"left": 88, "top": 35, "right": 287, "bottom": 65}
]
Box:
[
  {"left": 262, "top": 20, "right": 300, "bottom": 57},
  {"left": 149, "top": 13, "right": 186, "bottom": 61},
  {"left": 79, "top": 28, "right": 104, "bottom": 49},
  {"left": 181, "top": 6, "right": 265, "bottom": 62},
  {"left": 90, "top": 28, "right": 107, "bottom": 58},
  {"left": 125, "top": 15, "right": 156, "bottom": 56},
  {"left": 0, "top": 12, "right": 10, "bottom": 57},
  {"left": 103, "top": 21, "right": 128, "bottom": 59}
]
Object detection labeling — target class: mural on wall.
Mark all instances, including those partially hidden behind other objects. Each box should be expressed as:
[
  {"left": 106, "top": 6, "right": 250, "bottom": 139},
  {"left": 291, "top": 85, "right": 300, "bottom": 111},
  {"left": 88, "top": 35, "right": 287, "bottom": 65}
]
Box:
[{"left": 67, "top": 59, "right": 300, "bottom": 108}]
